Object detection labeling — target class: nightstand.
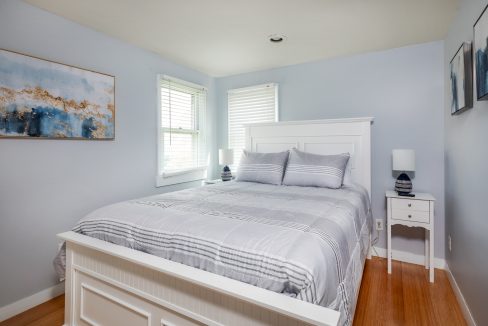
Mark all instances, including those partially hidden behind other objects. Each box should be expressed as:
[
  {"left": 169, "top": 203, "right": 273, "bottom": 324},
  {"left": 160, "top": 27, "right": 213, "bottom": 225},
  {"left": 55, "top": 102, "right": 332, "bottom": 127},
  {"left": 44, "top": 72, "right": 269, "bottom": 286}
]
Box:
[{"left": 386, "top": 191, "right": 435, "bottom": 282}]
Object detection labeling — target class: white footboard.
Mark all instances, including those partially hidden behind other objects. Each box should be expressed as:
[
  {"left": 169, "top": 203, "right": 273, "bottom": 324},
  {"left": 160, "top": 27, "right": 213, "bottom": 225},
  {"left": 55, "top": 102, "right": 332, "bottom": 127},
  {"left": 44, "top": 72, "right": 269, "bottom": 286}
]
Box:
[{"left": 60, "top": 231, "right": 340, "bottom": 326}]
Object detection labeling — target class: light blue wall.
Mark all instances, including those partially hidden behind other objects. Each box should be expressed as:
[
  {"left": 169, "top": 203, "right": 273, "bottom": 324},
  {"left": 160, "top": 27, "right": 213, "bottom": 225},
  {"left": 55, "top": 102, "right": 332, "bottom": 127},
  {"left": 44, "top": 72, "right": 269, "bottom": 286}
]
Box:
[
  {"left": 444, "top": 1, "right": 488, "bottom": 324},
  {"left": 0, "top": 0, "right": 217, "bottom": 307},
  {"left": 216, "top": 41, "right": 445, "bottom": 259},
  {"left": 0, "top": 0, "right": 449, "bottom": 312}
]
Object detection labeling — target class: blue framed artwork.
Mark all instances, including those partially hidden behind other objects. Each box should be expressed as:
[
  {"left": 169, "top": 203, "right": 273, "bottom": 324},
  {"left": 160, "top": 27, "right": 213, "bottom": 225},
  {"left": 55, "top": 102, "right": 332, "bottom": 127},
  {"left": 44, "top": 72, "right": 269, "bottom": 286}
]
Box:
[
  {"left": 450, "top": 42, "right": 473, "bottom": 115},
  {"left": 474, "top": 4, "right": 488, "bottom": 101},
  {"left": 0, "top": 49, "right": 115, "bottom": 139}
]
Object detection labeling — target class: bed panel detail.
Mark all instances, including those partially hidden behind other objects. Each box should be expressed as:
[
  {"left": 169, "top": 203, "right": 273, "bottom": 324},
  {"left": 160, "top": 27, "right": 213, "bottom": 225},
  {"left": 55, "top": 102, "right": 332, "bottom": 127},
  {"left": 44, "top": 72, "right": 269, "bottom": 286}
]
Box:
[
  {"left": 65, "top": 240, "right": 318, "bottom": 326},
  {"left": 245, "top": 118, "right": 373, "bottom": 199}
]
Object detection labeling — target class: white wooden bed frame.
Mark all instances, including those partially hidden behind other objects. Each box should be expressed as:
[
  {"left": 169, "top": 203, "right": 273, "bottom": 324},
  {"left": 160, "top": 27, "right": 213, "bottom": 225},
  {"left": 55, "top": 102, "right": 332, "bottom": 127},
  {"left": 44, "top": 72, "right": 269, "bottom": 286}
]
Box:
[{"left": 59, "top": 117, "right": 373, "bottom": 326}]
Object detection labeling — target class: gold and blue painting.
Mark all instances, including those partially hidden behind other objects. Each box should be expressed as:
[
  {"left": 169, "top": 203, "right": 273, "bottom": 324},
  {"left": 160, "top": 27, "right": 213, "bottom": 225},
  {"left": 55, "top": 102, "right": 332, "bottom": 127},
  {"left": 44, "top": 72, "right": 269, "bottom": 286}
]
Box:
[
  {"left": 0, "top": 49, "right": 114, "bottom": 139},
  {"left": 450, "top": 42, "right": 473, "bottom": 115}
]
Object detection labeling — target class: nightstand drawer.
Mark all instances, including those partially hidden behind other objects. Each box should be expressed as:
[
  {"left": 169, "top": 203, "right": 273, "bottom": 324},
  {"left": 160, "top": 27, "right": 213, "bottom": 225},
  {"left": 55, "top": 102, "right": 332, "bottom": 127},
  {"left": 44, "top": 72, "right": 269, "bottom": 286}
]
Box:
[
  {"left": 391, "top": 198, "right": 430, "bottom": 212},
  {"left": 391, "top": 209, "right": 430, "bottom": 223}
]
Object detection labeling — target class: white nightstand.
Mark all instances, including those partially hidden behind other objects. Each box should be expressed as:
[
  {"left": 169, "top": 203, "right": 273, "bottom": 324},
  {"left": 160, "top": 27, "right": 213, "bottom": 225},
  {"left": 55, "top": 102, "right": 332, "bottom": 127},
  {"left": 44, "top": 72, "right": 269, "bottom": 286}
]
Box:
[{"left": 386, "top": 191, "right": 435, "bottom": 282}]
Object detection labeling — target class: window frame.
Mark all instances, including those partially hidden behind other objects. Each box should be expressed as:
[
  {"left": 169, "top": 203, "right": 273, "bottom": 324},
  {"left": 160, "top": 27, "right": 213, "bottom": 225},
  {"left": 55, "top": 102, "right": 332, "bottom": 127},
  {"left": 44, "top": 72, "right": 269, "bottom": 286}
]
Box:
[
  {"left": 227, "top": 83, "right": 279, "bottom": 169},
  {"left": 156, "top": 74, "right": 208, "bottom": 187}
]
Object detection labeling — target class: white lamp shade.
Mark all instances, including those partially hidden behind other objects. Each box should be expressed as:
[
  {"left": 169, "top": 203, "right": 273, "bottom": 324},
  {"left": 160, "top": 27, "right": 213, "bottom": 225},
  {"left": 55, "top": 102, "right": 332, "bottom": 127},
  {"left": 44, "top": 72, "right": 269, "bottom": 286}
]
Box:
[
  {"left": 219, "top": 149, "right": 234, "bottom": 166},
  {"left": 392, "top": 149, "right": 415, "bottom": 172}
]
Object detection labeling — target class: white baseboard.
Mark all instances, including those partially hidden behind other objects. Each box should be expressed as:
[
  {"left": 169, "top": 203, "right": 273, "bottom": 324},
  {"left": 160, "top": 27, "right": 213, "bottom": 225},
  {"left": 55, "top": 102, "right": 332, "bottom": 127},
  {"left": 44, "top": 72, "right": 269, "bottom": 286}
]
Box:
[
  {"left": 445, "top": 264, "right": 477, "bottom": 326},
  {"left": 0, "top": 282, "right": 65, "bottom": 322},
  {"left": 371, "top": 246, "right": 447, "bottom": 269}
]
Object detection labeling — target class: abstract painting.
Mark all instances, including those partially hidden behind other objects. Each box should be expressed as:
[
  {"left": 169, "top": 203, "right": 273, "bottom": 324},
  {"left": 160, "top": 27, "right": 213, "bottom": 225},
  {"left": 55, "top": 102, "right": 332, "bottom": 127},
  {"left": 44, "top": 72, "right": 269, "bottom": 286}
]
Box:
[
  {"left": 450, "top": 42, "right": 473, "bottom": 115},
  {"left": 0, "top": 49, "right": 114, "bottom": 139},
  {"left": 474, "top": 4, "right": 488, "bottom": 101}
]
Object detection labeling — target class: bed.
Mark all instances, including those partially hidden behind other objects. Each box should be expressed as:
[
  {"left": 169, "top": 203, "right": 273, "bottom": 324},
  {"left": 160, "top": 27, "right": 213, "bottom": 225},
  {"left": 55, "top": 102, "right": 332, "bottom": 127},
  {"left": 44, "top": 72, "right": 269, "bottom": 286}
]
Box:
[{"left": 58, "top": 117, "right": 373, "bottom": 326}]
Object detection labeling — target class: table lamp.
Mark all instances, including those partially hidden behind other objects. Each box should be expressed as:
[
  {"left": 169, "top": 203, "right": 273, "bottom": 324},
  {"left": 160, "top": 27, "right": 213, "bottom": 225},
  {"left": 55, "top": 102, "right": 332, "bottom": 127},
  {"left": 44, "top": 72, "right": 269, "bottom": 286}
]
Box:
[
  {"left": 219, "top": 149, "right": 234, "bottom": 181},
  {"left": 392, "top": 149, "right": 415, "bottom": 196}
]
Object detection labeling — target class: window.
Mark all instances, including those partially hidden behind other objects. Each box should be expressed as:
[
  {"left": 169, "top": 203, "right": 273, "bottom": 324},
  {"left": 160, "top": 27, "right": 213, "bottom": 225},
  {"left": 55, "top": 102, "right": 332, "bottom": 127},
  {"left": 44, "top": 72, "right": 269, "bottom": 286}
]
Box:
[
  {"left": 228, "top": 83, "right": 278, "bottom": 166},
  {"left": 157, "top": 75, "right": 207, "bottom": 186}
]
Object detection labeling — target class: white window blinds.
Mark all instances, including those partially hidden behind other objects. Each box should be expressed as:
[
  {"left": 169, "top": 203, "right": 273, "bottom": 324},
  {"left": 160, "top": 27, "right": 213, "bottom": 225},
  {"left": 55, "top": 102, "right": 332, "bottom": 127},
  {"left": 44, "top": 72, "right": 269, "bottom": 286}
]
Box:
[
  {"left": 159, "top": 76, "right": 207, "bottom": 176},
  {"left": 228, "top": 83, "right": 278, "bottom": 166}
]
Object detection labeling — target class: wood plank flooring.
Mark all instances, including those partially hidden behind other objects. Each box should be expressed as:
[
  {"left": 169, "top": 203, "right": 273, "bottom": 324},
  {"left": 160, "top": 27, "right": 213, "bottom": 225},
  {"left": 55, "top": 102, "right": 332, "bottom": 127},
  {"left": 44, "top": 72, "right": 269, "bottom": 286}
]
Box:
[
  {"left": 353, "top": 258, "right": 466, "bottom": 326},
  {"left": 0, "top": 294, "right": 64, "bottom": 326},
  {"left": 1, "top": 258, "right": 466, "bottom": 326}
]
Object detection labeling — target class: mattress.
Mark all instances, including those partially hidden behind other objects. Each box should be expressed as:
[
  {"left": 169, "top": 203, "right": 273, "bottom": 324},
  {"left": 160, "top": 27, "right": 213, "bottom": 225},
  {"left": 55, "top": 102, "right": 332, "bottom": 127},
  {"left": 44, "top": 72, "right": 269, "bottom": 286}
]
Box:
[{"left": 55, "top": 181, "right": 371, "bottom": 326}]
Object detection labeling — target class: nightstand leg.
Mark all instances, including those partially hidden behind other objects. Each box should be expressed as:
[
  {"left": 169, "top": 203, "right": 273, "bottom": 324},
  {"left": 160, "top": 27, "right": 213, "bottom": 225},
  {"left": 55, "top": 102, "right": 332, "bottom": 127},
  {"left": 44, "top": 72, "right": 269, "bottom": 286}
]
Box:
[
  {"left": 430, "top": 227, "right": 434, "bottom": 282},
  {"left": 425, "top": 229, "right": 429, "bottom": 269},
  {"left": 387, "top": 223, "right": 392, "bottom": 274}
]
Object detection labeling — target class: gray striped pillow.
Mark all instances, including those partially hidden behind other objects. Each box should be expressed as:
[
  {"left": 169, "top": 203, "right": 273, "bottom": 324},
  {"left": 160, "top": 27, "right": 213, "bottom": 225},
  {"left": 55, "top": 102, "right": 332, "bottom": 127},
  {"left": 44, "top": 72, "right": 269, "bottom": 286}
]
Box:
[
  {"left": 283, "top": 149, "right": 350, "bottom": 189},
  {"left": 235, "top": 150, "right": 289, "bottom": 185}
]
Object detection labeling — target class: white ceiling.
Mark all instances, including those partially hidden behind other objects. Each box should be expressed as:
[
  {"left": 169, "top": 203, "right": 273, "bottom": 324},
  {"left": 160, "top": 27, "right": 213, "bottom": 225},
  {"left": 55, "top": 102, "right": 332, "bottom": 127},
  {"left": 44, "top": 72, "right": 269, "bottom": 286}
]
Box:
[{"left": 25, "top": 0, "right": 459, "bottom": 77}]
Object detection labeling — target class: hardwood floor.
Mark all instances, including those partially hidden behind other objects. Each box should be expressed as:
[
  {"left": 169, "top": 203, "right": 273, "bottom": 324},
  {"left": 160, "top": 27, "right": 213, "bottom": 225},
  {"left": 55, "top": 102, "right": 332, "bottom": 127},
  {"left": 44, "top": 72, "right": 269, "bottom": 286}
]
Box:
[
  {"left": 0, "top": 258, "right": 466, "bottom": 326},
  {"left": 0, "top": 294, "right": 64, "bottom": 326},
  {"left": 353, "top": 257, "right": 466, "bottom": 326}
]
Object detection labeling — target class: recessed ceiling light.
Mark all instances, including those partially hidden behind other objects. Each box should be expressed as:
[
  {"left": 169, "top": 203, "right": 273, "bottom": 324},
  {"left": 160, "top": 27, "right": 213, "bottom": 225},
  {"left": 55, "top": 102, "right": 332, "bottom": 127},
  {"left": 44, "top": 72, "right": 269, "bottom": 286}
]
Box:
[{"left": 269, "top": 34, "right": 286, "bottom": 43}]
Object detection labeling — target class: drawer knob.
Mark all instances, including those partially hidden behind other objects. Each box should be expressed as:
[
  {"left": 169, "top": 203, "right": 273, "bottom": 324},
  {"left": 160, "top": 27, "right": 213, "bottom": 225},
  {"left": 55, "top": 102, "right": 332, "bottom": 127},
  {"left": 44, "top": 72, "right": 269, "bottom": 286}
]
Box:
[
  {"left": 408, "top": 214, "right": 412, "bottom": 218},
  {"left": 408, "top": 203, "right": 412, "bottom": 207}
]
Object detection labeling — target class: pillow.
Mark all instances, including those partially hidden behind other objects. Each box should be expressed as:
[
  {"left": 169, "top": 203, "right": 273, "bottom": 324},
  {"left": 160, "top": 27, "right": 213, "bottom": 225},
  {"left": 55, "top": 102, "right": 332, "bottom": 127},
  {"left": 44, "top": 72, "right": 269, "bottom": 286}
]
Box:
[
  {"left": 282, "top": 149, "right": 350, "bottom": 189},
  {"left": 235, "top": 150, "right": 289, "bottom": 185},
  {"left": 343, "top": 156, "right": 353, "bottom": 185}
]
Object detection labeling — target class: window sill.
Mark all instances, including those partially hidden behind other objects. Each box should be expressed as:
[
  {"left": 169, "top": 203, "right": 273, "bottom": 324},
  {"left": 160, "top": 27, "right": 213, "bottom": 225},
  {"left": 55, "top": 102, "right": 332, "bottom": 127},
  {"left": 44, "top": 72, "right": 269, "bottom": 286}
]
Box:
[{"left": 156, "top": 167, "right": 207, "bottom": 187}]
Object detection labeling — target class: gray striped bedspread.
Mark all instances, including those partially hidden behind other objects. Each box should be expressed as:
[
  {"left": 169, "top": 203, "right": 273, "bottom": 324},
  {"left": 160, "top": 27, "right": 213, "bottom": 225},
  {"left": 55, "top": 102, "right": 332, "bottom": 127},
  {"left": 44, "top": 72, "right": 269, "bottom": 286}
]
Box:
[{"left": 56, "top": 181, "right": 371, "bottom": 325}]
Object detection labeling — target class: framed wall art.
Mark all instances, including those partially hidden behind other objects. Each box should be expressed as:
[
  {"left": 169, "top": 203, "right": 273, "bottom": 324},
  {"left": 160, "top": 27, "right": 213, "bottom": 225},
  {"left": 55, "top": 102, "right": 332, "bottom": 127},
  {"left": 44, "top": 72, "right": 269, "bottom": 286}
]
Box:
[
  {"left": 0, "top": 49, "right": 115, "bottom": 139},
  {"left": 450, "top": 42, "right": 473, "bottom": 114},
  {"left": 474, "top": 4, "right": 488, "bottom": 101}
]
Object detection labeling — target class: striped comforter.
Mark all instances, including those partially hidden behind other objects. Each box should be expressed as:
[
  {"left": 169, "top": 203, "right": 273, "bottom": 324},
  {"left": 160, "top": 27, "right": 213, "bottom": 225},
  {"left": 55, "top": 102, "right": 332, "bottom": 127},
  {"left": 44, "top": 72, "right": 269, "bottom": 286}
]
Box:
[{"left": 59, "top": 181, "right": 371, "bottom": 325}]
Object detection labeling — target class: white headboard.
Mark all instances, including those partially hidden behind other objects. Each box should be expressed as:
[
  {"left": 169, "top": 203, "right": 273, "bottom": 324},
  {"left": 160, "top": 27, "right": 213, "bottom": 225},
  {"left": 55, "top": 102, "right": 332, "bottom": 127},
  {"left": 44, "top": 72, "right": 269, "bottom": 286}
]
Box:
[{"left": 244, "top": 117, "right": 374, "bottom": 198}]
